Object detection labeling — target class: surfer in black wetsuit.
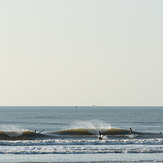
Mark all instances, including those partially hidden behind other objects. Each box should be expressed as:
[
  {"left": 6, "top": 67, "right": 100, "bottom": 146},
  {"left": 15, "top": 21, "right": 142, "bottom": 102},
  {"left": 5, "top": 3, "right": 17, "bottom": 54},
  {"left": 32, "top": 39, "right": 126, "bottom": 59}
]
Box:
[
  {"left": 129, "top": 128, "right": 132, "bottom": 134},
  {"left": 99, "top": 131, "right": 102, "bottom": 140}
]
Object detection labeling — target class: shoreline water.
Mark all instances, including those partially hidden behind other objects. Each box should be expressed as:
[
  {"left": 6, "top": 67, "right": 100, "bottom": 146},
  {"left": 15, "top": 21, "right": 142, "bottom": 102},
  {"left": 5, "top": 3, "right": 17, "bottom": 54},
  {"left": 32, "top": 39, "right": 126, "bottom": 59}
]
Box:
[{"left": 1, "top": 153, "right": 163, "bottom": 162}]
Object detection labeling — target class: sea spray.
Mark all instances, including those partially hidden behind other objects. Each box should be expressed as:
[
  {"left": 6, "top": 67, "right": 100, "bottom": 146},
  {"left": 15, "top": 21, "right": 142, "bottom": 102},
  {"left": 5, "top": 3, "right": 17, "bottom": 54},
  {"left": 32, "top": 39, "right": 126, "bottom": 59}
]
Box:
[
  {"left": 70, "top": 120, "right": 111, "bottom": 135},
  {"left": 4, "top": 131, "right": 23, "bottom": 138},
  {"left": 0, "top": 125, "right": 26, "bottom": 132},
  {"left": 0, "top": 125, "right": 27, "bottom": 138}
]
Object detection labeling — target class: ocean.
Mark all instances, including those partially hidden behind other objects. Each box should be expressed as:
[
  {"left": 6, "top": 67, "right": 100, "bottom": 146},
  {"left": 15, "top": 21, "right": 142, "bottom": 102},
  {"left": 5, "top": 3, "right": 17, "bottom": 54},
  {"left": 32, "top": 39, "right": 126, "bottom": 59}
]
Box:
[{"left": 0, "top": 106, "right": 163, "bottom": 162}]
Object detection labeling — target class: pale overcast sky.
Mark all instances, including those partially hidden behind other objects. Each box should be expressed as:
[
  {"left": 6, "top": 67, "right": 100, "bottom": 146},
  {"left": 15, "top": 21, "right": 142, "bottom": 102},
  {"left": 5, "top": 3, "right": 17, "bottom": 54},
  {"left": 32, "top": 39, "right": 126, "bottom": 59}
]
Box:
[{"left": 0, "top": 0, "right": 163, "bottom": 106}]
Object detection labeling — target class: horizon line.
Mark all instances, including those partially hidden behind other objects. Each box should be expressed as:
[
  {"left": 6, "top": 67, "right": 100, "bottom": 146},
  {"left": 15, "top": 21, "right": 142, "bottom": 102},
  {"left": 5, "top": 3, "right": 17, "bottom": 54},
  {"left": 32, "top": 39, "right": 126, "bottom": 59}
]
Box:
[{"left": 0, "top": 105, "right": 163, "bottom": 107}]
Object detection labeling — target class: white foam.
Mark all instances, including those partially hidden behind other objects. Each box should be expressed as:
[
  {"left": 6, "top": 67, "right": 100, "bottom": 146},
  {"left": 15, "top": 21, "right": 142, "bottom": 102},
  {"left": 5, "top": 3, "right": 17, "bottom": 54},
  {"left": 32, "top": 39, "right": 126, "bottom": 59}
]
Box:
[
  {"left": 0, "top": 144, "right": 163, "bottom": 154},
  {"left": 0, "top": 125, "right": 28, "bottom": 137},
  {"left": 4, "top": 131, "right": 23, "bottom": 138},
  {"left": 0, "top": 138, "right": 163, "bottom": 146}
]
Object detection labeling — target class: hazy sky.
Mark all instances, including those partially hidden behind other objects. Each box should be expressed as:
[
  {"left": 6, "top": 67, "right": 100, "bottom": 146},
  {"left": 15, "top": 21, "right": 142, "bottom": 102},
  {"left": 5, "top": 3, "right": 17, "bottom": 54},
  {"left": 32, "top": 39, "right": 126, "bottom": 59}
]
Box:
[{"left": 0, "top": 0, "right": 163, "bottom": 106}]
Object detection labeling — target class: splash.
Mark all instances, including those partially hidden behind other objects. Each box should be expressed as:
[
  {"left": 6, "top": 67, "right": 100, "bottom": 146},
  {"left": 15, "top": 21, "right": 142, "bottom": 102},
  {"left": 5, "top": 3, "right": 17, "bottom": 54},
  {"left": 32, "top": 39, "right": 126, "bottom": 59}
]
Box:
[
  {"left": 0, "top": 125, "right": 27, "bottom": 138},
  {"left": 70, "top": 120, "right": 111, "bottom": 134},
  {"left": 0, "top": 125, "right": 26, "bottom": 132},
  {"left": 71, "top": 120, "right": 111, "bottom": 129}
]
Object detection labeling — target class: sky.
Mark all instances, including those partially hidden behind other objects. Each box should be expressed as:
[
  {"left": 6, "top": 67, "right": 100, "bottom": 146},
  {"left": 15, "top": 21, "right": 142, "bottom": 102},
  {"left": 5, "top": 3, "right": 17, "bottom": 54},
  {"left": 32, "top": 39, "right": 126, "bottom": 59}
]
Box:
[{"left": 0, "top": 0, "right": 163, "bottom": 106}]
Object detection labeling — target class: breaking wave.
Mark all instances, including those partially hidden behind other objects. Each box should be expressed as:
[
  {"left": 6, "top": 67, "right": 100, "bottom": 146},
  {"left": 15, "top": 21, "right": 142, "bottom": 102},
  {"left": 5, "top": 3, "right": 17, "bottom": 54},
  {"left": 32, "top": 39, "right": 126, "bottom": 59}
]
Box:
[
  {"left": 0, "top": 130, "right": 50, "bottom": 140},
  {"left": 48, "top": 128, "right": 163, "bottom": 139},
  {"left": 0, "top": 127, "right": 163, "bottom": 155},
  {"left": 0, "top": 127, "right": 163, "bottom": 140}
]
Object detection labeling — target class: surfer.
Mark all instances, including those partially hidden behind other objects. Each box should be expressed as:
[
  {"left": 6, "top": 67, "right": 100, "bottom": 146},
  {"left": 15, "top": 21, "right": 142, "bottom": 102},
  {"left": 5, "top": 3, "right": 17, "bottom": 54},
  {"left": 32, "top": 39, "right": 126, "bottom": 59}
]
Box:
[
  {"left": 129, "top": 128, "right": 132, "bottom": 134},
  {"left": 99, "top": 131, "right": 102, "bottom": 140},
  {"left": 38, "top": 129, "right": 44, "bottom": 134}
]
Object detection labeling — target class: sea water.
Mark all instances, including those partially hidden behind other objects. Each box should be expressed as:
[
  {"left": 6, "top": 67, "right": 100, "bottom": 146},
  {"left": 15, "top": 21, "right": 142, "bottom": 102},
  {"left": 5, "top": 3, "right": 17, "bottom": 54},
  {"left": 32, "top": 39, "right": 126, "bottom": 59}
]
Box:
[{"left": 0, "top": 106, "right": 163, "bottom": 162}]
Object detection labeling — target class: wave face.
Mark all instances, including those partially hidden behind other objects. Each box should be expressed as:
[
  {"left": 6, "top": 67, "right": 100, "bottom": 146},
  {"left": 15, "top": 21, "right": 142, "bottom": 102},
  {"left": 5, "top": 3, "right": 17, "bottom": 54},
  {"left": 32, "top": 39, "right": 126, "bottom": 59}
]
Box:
[
  {"left": 0, "top": 128, "right": 163, "bottom": 140},
  {"left": 48, "top": 128, "right": 163, "bottom": 139},
  {"left": 0, "top": 130, "right": 50, "bottom": 140}
]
